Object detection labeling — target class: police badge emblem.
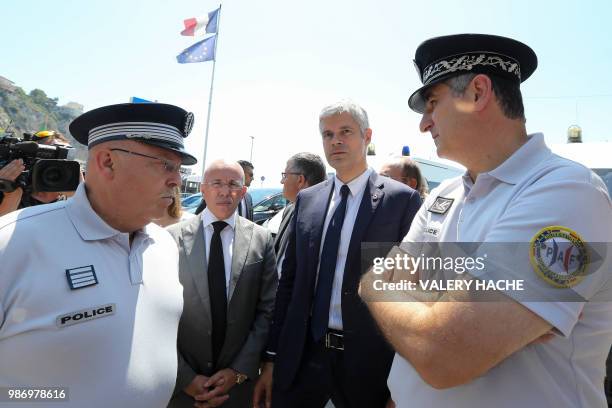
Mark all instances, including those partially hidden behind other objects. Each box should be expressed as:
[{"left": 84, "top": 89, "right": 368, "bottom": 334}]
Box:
[
  {"left": 529, "top": 226, "right": 589, "bottom": 288},
  {"left": 428, "top": 197, "right": 454, "bottom": 215},
  {"left": 183, "top": 112, "right": 194, "bottom": 136}
]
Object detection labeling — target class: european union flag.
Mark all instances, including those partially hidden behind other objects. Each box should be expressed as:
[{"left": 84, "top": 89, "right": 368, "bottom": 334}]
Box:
[{"left": 176, "top": 35, "right": 216, "bottom": 64}]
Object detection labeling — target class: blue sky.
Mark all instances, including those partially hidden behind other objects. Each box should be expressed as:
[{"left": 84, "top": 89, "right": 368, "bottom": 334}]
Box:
[{"left": 2, "top": 0, "right": 611, "bottom": 185}]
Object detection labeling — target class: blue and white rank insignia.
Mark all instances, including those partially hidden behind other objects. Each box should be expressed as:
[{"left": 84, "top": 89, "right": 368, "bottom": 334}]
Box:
[
  {"left": 66, "top": 265, "right": 98, "bottom": 290},
  {"left": 428, "top": 197, "right": 454, "bottom": 215}
]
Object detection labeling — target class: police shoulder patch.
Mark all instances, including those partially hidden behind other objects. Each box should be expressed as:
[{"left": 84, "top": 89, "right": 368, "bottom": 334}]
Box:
[
  {"left": 428, "top": 196, "right": 454, "bottom": 215},
  {"left": 529, "top": 226, "right": 589, "bottom": 288}
]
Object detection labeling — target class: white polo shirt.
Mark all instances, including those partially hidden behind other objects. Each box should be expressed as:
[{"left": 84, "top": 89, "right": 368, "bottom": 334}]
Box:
[
  {"left": 389, "top": 133, "right": 612, "bottom": 407},
  {"left": 0, "top": 183, "right": 183, "bottom": 407}
]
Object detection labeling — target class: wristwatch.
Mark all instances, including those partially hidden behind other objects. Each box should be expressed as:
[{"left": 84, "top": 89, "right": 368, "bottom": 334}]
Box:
[{"left": 234, "top": 371, "right": 248, "bottom": 384}]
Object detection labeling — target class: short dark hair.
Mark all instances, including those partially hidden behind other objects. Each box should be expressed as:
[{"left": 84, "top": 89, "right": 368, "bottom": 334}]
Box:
[
  {"left": 445, "top": 73, "right": 525, "bottom": 120},
  {"left": 237, "top": 160, "right": 254, "bottom": 171},
  {"left": 288, "top": 153, "right": 327, "bottom": 187}
]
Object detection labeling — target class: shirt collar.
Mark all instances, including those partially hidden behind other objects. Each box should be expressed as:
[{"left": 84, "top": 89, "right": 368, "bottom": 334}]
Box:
[
  {"left": 485, "top": 133, "right": 551, "bottom": 185},
  {"left": 333, "top": 167, "right": 372, "bottom": 198},
  {"left": 201, "top": 207, "right": 237, "bottom": 230},
  {"left": 65, "top": 183, "right": 132, "bottom": 241}
]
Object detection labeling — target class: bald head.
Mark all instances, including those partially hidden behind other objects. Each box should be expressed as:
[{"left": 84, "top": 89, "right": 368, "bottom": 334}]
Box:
[
  {"left": 203, "top": 159, "right": 245, "bottom": 184},
  {"left": 379, "top": 156, "right": 425, "bottom": 194}
]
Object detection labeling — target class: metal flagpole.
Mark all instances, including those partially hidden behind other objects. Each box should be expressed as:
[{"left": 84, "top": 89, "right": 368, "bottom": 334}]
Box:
[{"left": 201, "top": 4, "right": 222, "bottom": 174}]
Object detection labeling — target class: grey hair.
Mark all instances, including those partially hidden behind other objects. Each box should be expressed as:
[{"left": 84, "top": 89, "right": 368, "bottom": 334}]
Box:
[
  {"left": 287, "top": 152, "right": 327, "bottom": 186},
  {"left": 444, "top": 73, "right": 525, "bottom": 120},
  {"left": 318, "top": 100, "right": 370, "bottom": 135},
  {"left": 445, "top": 73, "right": 477, "bottom": 96}
]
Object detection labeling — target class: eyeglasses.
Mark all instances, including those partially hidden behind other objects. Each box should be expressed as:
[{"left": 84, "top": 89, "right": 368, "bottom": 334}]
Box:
[
  {"left": 110, "top": 148, "right": 181, "bottom": 174},
  {"left": 203, "top": 180, "right": 244, "bottom": 192},
  {"left": 281, "top": 172, "right": 302, "bottom": 180}
]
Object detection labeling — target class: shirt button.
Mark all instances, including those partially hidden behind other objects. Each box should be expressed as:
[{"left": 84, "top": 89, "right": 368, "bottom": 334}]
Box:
[{"left": 207, "top": 362, "right": 213, "bottom": 368}]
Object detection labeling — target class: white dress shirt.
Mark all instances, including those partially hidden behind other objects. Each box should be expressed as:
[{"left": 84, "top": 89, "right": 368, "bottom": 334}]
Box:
[
  {"left": 318, "top": 167, "right": 372, "bottom": 330},
  {"left": 201, "top": 208, "right": 237, "bottom": 297}
]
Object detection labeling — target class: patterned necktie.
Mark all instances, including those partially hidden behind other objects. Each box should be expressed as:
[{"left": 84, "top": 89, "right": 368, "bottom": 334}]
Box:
[
  {"left": 208, "top": 221, "right": 228, "bottom": 364},
  {"left": 311, "top": 184, "right": 350, "bottom": 341}
]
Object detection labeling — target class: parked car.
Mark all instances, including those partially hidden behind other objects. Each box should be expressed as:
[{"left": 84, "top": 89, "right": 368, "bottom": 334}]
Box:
[
  {"left": 252, "top": 192, "right": 287, "bottom": 225},
  {"left": 250, "top": 188, "right": 282, "bottom": 206},
  {"left": 182, "top": 188, "right": 286, "bottom": 220},
  {"left": 181, "top": 192, "right": 201, "bottom": 206}
]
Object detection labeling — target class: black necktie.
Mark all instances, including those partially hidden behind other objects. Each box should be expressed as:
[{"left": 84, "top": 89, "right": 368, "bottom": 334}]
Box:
[
  {"left": 208, "top": 221, "right": 228, "bottom": 364},
  {"left": 311, "top": 184, "right": 350, "bottom": 341}
]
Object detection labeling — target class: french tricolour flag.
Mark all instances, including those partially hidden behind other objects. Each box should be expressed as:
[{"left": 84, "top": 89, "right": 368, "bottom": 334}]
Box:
[{"left": 181, "top": 7, "right": 219, "bottom": 36}]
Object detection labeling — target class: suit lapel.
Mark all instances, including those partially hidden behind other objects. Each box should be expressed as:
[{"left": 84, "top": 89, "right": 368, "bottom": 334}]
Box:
[
  {"left": 345, "top": 172, "right": 384, "bottom": 283},
  {"left": 229, "top": 216, "right": 251, "bottom": 301},
  {"left": 246, "top": 193, "right": 254, "bottom": 220},
  {"left": 275, "top": 204, "right": 294, "bottom": 254},
  {"left": 310, "top": 180, "right": 335, "bottom": 257},
  {"left": 183, "top": 215, "right": 212, "bottom": 318}
]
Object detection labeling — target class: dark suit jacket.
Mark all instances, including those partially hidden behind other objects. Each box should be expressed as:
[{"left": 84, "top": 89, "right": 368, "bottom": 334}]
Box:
[
  {"left": 195, "top": 192, "right": 254, "bottom": 221},
  {"left": 167, "top": 215, "right": 277, "bottom": 407},
  {"left": 241, "top": 192, "right": 253, "bottom": 221},
  {"left": 273, "top": 204, "right": 295, "bottom": 256},
  {"left": 266, "top": 171, "right": 421, "bottom": 395}
]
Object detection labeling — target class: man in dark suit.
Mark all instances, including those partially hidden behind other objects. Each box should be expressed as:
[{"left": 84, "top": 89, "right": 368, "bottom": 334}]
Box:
[
  {"left": 253, "top": 101, "right": 422, "bottom": 408},
  {"left": 167, "top": 159, "right": 277, "bottom": 408},
  {"left": 237, "top": 160, "right": 255, "bottom": 220},
  {"left": 274, "top": 152, "right": 327, "bottom": 276}
]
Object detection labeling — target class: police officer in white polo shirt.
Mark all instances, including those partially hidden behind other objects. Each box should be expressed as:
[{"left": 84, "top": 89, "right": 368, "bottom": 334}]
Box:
[
  {"left": 0, "top": 103, "right": 198, "bottom": 407},
  {"left": 361, "top": 34, "right": 612, "bottom": 407}
]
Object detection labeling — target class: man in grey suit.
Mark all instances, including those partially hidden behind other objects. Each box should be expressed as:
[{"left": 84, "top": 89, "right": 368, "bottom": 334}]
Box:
[{"left": 167, "top": 159, "right": 277, "bottom": 408}]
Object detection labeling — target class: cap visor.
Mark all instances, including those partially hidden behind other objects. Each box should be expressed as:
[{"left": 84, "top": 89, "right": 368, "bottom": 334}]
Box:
[
  {"left": 408, "top": 85, "right": 427, "bottom": 114},
  {"left": 137, "top": 140, "right": 198, "bottom": 165}
]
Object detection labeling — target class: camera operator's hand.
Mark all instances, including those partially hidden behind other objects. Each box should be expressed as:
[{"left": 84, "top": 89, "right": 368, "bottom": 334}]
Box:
[
  {"left": 0, "top": 159, "right": 24, "bottom": 182},
  {"left": 0, "top": 159, "right": 25, "bottom": 217}
]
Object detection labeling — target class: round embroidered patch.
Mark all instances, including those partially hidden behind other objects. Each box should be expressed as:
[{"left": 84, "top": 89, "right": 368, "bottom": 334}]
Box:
[
  {"left": 183, "top": 112, "right": 195, "bottom": 136},
  {"left": 529, "top": 226, "right": 589, "bottom": 288}
]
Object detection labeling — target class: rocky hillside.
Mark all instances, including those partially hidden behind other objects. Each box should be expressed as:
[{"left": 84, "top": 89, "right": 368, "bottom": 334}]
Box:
[{"left": 0, "top": 75, "right": 87, "bottom": 160}]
